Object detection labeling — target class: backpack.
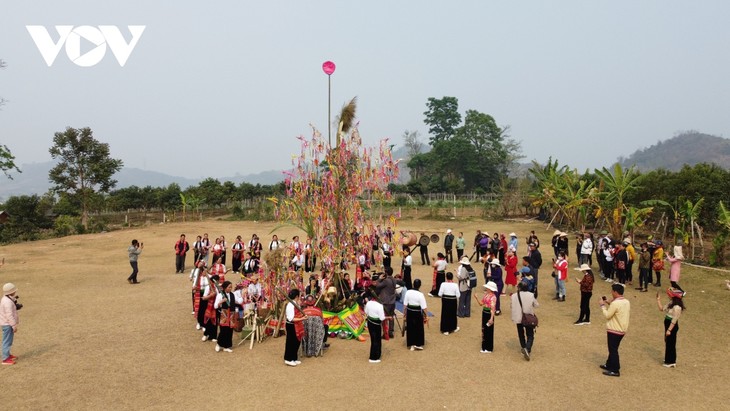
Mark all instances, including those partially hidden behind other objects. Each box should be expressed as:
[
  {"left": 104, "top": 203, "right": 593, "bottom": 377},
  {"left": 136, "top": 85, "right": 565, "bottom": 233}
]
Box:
[{"left": 468, "top": 268, "right": 477, "bottom": 289}]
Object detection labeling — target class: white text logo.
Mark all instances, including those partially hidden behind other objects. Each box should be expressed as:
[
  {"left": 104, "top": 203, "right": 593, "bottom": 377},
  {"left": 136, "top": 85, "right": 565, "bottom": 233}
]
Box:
[{"left": 26, "top": 25, "right": 145, "bottom": 67}]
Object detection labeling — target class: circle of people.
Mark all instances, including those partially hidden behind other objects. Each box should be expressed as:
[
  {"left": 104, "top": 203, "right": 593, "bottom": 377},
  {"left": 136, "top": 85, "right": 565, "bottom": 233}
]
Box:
[{"left": 170, "top": 228, "right": 686, "bottom": 375}]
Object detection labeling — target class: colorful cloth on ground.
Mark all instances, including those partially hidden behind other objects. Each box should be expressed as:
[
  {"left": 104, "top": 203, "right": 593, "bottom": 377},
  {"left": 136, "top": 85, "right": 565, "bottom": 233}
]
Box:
[{"left": 322, "top": 303, "right": 366, "bottom": 337}]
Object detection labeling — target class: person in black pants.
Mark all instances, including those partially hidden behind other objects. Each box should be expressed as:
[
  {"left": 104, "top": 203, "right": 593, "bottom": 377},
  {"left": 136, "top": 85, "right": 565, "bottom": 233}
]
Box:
[
  {"left": 574, "top": 264, "right": 594, "bottom": 325},
  {"left": 364, "top": 297, "right": 386, "bottom": 363},
  {"left": 599, "top": 283, "right": 630, "bottom": 377},
  {"left": 127, "top": 239, "right": 143, "bottom": 284},
  {"left": 174, "top": 234, "right": 189, "bottom": 273},
  {"left": 284, "top": 289, "right": 306, "bottom": 366},
  {"left": 418, "top": 234, "right": 430, "bottom": 265},
  {"left": 657, "top": 289, "right": 684, "bottom": 367},
  {"left": 528, "top": 243, "right": 542, "bottom": 298},
  {"left": 511, "top": 282, "right": 539, "bottom": 361}
]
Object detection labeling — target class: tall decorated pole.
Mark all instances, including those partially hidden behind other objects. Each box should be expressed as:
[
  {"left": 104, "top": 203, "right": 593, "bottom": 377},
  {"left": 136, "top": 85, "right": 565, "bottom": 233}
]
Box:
[
  {"left": 322, "top": 61, "right": 336, "bottom": 147},
  {"left": 272, "top": 99, "right": 400, "bottom": 290}
]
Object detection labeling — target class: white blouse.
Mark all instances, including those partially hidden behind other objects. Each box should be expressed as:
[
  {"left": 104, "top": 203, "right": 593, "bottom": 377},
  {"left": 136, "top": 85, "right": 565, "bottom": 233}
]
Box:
[
  {"left": 403, "top": 289, "right": 427, "bottom": 309},
  {"left": 438, "top": 282, "right": 461, "bottom": 298}
]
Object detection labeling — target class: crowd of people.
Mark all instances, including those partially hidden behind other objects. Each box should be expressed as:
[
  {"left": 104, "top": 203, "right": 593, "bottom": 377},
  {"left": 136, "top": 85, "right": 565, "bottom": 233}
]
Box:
[{"left": 161, "top": 227, "right": 691, "bottom": 375}]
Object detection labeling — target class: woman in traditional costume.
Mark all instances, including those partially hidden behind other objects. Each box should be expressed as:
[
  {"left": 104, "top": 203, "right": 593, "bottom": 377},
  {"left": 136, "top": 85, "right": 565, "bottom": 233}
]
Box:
[
  {"left": 475, "top": 281, "right": 498, "bottom": 353},
  {"left": 214, "top": 281, "right": 243, "bottom": 353},
  {"left": 438, "top": 272, "right": 460, "bottom": 335},
  {"left": 201, "top": 275, "right": 219, "bottom": 342},
  {"left": 284, "top": 289, "right": 306, "bottom": 366},
  {"left": 403, "top": 279, "right": 429, "bottom": 351},
  {"left": 429, "top": 252, "right": 448, "bottom": 297},
  {"left": 190, "top": 260, "right": 206, "bottom": 321}
]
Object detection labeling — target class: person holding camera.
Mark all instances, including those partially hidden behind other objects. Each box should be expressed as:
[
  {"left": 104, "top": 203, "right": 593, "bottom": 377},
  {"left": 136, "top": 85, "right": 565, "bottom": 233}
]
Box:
[
  {"left": 127, "top": 239, "right": 143, "bottom": 284},
  {"left": 1, "top": 283, "right": 20, "bottom": 365}
]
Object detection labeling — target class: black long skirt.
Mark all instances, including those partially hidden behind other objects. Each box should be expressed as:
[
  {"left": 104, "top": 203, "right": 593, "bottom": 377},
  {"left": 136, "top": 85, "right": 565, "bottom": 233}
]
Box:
[
  {"left": 218, "top": 326, "right": 233, "bottom": 349},
  {"left": 403, "top": 266, "right": 413, "bottom": 290},
  {"left": 284, "top": 322, "right": 300, "bottom": 362},
  {"left": 406, "top": 307, "right": 424, "bottom": 347},
  {"left": 431, "top": 271, "right": 446, "bottom": 295},
  {"left": 440, "top": 296, "right": 458, "bottom": 333},
  {"left": 368, "top": 319, "right": 382, "bottom": 360},
  {"left": 481, "top": 309, "right": 494, "bottom": 351}
]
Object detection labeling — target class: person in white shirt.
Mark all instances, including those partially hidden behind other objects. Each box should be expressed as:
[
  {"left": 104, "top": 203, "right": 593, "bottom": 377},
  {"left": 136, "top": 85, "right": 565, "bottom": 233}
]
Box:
[
  {"left": 364, "top": 297, "right": 387, "bottom": 363},
  {"left": 247, "top": 275, "right": 263, "bottom": 304},
  {"left": 429, "top": 253, "right": 449, "bottom": 297},
  {"left": 231, "top": 236, "right": 245, "bottom": 273},
  {"left": 603, "top": 244, "right": 615, "bottom": 282},
  {"left": 284, "top": 289, "right": 306, "bottom": 366},
  {"left": 401, "top": 248, "right": 413, "bottom": 289},
  {"left": 580, "top": 233, "right": 593, "bottom": 266},
  {"left": 200, "top": 274, "right": 219, "bottom": 342},
  {"left": 438, "top": 272, "right": 461, "bottom": 335},
  {"left": 213, "top": 281, "right": 244, "bottom": 353},
  {"left": 269, "top": 235, "right": 281, "bottom": 251},
  {"left": 190, "top": 261, "right": 207, "bottom": 319},
  {"left": 403, "top": 279, "right": 429, "bottom": 351},
  {"left": 291, "top": 253, "right": 304, "bottom": 273},
  {"left": 382, "top": 242, "right": 392, "bottom": 269}
]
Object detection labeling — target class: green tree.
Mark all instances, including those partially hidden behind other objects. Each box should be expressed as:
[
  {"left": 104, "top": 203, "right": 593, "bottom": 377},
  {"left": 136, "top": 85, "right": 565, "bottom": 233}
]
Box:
[
  {"left": 0, "top": 144, "right": 20, "bottom": 179},
  {"left": 593, "top": 164, "right": 642, "bottom": 237},
  {"left": 0, "top": 194, "right": 53, "bottom": 242},
  {"left": 48, "top": 127, "right": 123, "bottom": 230},
  {"left": 423, "top": 96, "right": 461, "bottom": 145},
  {"left": 196, "top": 178, "right": 225, "bottom": 208}
]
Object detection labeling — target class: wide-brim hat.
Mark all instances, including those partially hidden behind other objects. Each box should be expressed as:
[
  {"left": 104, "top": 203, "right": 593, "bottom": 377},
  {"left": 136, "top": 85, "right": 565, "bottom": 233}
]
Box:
[
  {"left": 446, "top": 229, "right": 452, "bottom": 234},
  {"left": 553, "top": 230, "right": 561, "bottom": 236},
  {"left": 459, "top": 257, "right": 471, "bottom": 265},
  {"left": 489, "top": 259, "right": 501, "bottom": 267},
  {"left": 483, "top": 281, "right": 498, "bottom": 292},
  {"left": 509, "top": 232, "right": 517, "bottom": 237},
  {"left": 574, "top": 264, "right": 591, "bottom": 271},
  {"left": 559, "top": 232, "right": 568, "bottom": 237},
  {"left": 3, "top": 283, "right": 17, "bottom": 296}
]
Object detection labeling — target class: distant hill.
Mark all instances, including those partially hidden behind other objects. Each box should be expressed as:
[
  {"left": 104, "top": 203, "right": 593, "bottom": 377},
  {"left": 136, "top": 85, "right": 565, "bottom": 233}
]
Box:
[
  {"left": 618, "top": 132, "right": 730, "bottom": 172},
  {"left": 0, "top": 161, "right": 286, "bottom": 202}
]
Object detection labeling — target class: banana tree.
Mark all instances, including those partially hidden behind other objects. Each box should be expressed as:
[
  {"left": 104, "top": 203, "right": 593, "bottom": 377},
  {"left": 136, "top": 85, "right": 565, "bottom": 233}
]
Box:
[
  {"left": 593, "top": 164, "right": 641, "bottom": 237},
  {"left": 680, "top": 198, "right": 704, "bottom": 260},
  {"left": 187, "top": 194, "right": 203, "bottom": 221},
  {"left": 719, "top": 201, "right": 730, "bottom": 231},
  {"left": 623, "top": 205, "right": 654, "bottom": 240}
]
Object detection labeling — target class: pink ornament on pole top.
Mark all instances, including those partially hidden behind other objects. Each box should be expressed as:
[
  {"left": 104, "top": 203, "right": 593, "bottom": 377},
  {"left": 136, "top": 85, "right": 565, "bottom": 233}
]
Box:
[{"left": 322, "top": 61, "right": 336, "bottom": 75}]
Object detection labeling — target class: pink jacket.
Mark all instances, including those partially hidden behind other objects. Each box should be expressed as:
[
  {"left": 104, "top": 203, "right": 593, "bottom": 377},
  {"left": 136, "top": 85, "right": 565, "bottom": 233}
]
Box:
[
  {"left": 0, "top": 296, "right": 19, "bottom": 327},
  {"left": 667, "top": 256, "right": 682, "bottom": 282}
]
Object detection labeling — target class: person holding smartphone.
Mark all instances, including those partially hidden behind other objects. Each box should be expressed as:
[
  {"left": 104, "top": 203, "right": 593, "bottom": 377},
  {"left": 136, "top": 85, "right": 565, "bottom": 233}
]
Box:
[
  {"left": 127, "top": 239, "right": 143, "bottom": 284},
  {"left": 599, "top": 283, "right": 630, "bottom": 377}
]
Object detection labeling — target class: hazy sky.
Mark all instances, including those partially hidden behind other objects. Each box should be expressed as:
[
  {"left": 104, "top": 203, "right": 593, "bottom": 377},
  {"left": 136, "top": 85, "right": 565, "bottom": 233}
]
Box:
[{"left": 1, "top": 1, "right": 729, "bottom": 180}]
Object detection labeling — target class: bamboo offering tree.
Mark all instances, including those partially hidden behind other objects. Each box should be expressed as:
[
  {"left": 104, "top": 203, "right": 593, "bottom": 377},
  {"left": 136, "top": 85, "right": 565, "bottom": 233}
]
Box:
[{"left": 272, "top": 97, "right": 400, "bottom": 290}]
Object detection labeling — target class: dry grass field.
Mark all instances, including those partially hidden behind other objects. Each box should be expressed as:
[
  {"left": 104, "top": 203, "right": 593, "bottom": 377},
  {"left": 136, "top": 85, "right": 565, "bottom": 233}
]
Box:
[{"left": 0, "top": 218, "right": 728, "bottom": 410}]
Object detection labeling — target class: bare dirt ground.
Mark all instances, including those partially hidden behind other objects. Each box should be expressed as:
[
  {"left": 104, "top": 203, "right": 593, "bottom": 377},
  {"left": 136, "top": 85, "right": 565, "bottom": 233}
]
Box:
[{"left": 0, "top": 218, "right": 728, "bottom": 410}]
